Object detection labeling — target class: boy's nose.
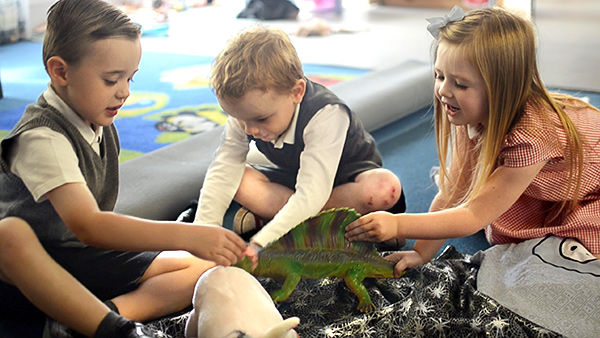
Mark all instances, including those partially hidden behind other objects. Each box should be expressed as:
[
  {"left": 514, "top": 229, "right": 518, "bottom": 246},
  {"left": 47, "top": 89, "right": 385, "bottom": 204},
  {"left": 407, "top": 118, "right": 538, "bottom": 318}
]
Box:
[
  {"left": 116, "top": 84, "right": 130, "bottom": 100},
  {"left": 244, "top": 123, "right": 259, "bottom": 136}
]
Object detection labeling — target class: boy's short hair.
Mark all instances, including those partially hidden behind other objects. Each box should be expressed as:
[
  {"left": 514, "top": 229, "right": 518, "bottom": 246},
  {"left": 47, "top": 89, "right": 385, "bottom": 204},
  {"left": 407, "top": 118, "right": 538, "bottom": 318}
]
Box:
[
  {"left": 210, "top": 25, "right": 304, "bottom": 102},
  {"left": 42, "top": 0, "right": 140, "bottom": 73}
]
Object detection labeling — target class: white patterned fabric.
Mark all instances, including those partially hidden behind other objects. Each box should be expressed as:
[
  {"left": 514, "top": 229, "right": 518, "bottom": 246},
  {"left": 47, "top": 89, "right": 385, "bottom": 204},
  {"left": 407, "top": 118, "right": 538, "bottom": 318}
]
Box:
[{"left": 476, "top": 236, "right": 600, "bottom": 338}]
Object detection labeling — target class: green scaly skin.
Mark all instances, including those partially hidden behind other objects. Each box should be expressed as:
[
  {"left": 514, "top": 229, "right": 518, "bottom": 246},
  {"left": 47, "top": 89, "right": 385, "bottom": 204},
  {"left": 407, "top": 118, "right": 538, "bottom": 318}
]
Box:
[{"left": 236, "top": 208, "right": 398, "bottom": 313}]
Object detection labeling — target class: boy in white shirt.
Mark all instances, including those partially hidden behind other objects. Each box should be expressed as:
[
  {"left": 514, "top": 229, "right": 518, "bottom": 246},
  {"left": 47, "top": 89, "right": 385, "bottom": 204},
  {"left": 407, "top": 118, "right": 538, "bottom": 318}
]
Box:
[{"left": 194, "top": 25, "right": 406, "bottom": 255}]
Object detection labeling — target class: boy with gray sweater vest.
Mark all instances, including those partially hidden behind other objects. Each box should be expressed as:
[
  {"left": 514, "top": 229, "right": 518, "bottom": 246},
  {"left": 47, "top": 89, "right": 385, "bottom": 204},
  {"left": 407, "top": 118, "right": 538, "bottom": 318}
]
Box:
[{"left": 0, "top": 0, "right": 248, "bottom": 336}]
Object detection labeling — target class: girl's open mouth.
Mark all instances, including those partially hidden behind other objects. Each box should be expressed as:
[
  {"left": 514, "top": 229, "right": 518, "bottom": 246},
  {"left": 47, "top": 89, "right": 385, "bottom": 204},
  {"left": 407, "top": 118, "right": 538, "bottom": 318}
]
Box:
[{"left": 445, "top": 103, "right": 460, "bottom": 116}]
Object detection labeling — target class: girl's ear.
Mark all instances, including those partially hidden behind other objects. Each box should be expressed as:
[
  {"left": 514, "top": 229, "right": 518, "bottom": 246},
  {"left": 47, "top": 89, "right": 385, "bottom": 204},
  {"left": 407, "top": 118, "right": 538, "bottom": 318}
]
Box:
[
  {"left": 291, "top": 78, "right": 306, "bottom": 104},
  {"left": 46, "top": 56, "right": 69, "bottom": 86}
]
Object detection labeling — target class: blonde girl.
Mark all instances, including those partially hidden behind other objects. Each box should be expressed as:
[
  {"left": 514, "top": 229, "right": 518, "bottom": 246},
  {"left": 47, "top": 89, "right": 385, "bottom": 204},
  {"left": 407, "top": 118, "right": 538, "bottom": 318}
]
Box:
[{"left": 345, "top": 6, "right": 600, "bottom": 276}]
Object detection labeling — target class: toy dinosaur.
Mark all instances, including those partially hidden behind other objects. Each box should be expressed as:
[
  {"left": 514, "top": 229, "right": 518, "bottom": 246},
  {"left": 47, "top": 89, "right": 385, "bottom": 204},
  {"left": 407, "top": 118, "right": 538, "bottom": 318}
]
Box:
[{"left": 236, "top": 208, "right": 396, "bottom": 313}]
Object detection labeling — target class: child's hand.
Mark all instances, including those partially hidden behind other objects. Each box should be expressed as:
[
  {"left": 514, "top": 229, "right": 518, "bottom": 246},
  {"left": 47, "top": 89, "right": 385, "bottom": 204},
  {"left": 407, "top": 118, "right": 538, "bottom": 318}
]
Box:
[
  {"left": 384, "top": 250, "right": 427, "bottom": 278},
  {"left": 189, "top": 225, "right": 247, "bottom": 266},
  {"left": 344, "top": 211, "right": 399, "bottom": 242},
  {"left": 244, "top": 242, "right": 262, "bottom": 271}
]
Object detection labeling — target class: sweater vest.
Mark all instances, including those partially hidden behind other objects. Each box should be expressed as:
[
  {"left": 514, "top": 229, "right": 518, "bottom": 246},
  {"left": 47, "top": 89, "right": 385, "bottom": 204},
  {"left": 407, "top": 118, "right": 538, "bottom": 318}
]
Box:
[
  {"left": 252, "top": 79, "right": 382, "bottom": 186},
  {"left": 0, "top": 95, "right": 120, "bottom": 248}
]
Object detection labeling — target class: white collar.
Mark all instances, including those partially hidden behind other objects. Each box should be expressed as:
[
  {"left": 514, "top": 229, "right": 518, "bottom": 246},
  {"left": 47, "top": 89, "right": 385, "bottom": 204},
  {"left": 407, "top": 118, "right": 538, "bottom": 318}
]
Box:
[
  {"left": 43, "top": 84, "right": 103, "bottom": 147},
  {"left": 467, "top": 123, "right": 483, "bottom": 140},
  {"left": 272, "top": 103, "right": 300, "bottom": 149}
]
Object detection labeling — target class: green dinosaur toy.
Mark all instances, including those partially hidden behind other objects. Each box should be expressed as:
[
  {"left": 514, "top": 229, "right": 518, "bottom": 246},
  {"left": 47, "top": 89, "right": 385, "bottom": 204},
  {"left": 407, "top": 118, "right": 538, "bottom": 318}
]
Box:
[{"left": 236, "top": 208, "right": 396, "bottom": 313}]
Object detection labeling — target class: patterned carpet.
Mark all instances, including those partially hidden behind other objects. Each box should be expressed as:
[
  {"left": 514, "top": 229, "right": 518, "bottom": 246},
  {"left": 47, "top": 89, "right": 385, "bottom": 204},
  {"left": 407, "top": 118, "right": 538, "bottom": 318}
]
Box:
[{"left": 0, "top": 41, "right": 368, "bottom": 162}]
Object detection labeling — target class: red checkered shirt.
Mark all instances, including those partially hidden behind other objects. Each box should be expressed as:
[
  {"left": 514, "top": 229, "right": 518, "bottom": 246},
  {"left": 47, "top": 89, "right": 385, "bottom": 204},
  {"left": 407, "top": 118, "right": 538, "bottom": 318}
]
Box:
[{"left": 481, "top": 102, "right": 600, "bottom": 254}]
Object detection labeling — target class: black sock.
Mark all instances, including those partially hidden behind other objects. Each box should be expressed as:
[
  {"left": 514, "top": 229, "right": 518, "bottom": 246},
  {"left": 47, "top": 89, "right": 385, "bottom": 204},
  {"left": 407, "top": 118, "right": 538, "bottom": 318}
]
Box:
[
  {"left": 93, "top": 311, "right": 134, "bottom": 338},
  {"left": 104, "top": 300, "right": 119, "bottom": 314}
]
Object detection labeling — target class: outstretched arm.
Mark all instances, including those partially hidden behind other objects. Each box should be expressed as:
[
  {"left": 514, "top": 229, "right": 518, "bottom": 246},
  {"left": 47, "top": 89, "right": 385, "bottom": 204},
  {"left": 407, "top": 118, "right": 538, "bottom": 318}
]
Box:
[
  {"left": 346, "top": 160, "right": 547, "bottom": 242},
  {"left": 46, "top": 183, "right": 247, "bottom": 267}
]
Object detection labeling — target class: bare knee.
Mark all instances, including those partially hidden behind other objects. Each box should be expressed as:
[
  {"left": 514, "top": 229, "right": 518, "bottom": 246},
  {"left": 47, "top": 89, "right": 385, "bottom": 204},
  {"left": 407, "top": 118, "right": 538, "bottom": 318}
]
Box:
[
  {"left": 0, "top": 217, "right": 38, "bottom": 253},
  {"left": 0, "top": 217, "right": 39, "bottom": 284},
  {"left": 184, "top": 256, "right": 215, "bottom": 285},
  {"left": 139, "top": 251, "right": 214, "bottom": 286},
  {"left": 234, "top": 166, "right": 267, "bottom": 204},
  {"left": 356, "top": 169, "right": 402, "bottom": 212}
]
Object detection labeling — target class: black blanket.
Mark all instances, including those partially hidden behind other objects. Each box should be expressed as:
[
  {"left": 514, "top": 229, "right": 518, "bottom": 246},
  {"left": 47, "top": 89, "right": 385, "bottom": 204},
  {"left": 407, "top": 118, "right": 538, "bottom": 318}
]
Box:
[{"left": 148, "top": 246, "right": 563, "bottom": 337}]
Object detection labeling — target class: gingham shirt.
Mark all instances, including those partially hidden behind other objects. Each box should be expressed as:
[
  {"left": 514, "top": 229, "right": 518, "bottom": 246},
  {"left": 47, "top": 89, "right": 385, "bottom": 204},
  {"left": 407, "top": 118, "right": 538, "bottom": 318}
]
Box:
[{"left": 479, "top": 101, "right": 600, "bottom": 254}]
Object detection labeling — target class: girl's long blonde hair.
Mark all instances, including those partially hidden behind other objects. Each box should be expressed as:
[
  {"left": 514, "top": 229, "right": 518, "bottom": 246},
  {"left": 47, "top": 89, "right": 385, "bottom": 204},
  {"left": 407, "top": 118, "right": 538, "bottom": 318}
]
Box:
[{"left": 433, "top": 7, "right": 597, "bottom": 216}]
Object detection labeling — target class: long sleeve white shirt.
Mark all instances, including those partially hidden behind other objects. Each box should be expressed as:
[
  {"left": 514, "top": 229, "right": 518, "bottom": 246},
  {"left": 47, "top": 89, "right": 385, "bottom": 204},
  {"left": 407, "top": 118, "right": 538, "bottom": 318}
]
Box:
[{"left": 194, "top": 103, "right": 350, "bottom": 247}]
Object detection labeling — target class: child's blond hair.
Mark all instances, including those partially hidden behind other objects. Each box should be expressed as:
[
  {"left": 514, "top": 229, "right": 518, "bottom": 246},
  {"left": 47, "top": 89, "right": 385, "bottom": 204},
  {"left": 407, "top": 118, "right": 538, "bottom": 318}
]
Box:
[
  {"left": 210, "top": 25, "right": 304, "bottom": 102},
  {"left": 433, "top": 7, "right": 599, "bottom": 216}
]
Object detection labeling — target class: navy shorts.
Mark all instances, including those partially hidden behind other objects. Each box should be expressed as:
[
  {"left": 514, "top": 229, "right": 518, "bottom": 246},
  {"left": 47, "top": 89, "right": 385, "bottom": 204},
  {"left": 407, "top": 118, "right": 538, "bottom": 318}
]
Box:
[
  {"left": 252, "top": 160, "right": 381, "bottom": 191},
  {"left": 0, "top": 245, "right": 159, "bottom": 318},
  {"left": 252, "top": 163, "right": 406, "bottom": 214},
  {"left": 44, "top": 245, "right": 160, "bottom": 301}
]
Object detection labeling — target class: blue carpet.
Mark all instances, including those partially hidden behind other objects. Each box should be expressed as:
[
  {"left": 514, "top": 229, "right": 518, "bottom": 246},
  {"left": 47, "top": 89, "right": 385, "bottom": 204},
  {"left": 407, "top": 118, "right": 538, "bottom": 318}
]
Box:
[{"left": 0, "top": 40, "right": 368, "bottom": 161}]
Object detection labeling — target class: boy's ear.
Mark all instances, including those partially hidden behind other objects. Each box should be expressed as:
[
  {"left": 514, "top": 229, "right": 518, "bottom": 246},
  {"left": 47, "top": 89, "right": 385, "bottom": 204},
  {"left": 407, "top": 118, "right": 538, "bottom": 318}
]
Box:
[
  {"left": 291, "top": 78, "right": 306, "bottom": 104},
  {"left": 46, "top": 56, "right": 69, "bottom": 86}
]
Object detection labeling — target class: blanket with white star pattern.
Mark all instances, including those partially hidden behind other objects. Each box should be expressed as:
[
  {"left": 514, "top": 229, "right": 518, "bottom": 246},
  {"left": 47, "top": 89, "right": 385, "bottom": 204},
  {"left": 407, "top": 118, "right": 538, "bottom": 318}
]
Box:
[{"left": 148, "top": 245, "right": 565, "bottom": 337}]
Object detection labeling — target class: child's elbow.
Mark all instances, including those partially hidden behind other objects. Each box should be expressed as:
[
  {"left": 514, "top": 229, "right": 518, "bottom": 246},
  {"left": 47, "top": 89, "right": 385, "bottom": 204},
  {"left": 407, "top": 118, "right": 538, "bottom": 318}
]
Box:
[
  {"left": 69, "top": 224, "right": 96, "bottom": 246},
  {"left": 65, "top": 216, "right": 102, "bottom": 247}
]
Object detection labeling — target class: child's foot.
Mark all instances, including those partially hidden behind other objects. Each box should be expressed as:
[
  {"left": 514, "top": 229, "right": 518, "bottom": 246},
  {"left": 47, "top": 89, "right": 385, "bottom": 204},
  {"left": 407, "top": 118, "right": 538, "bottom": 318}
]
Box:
[
  {"left": 176, "top": 200, "right": 198, "bottom": 223},
  {"left": 94, "top": 312, "right": 155, "bottom": 338},
  {"left": 118, "top": 322, "right": 155, "bottom": 338},
  {"left": 233, "top": 207, "right": 264, "bottom": 237},
  {"left": 44, "top": 313, "right": 156, "bottom": 338}
]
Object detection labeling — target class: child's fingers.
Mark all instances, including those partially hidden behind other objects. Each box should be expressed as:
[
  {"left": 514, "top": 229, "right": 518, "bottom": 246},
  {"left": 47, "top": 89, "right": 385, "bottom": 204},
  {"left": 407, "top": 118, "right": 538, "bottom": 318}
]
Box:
[
  {"left": 215, "top": 255, "right": 235, "bottom": 267},
  {"left": 344, "top": 218, "right": 371, "bottom": 239},
  {"left": 249, "top": 253, "right": 259, "bottom": 271},
  {"left": 345, "top": 221, "right": 385, "bottom": 242},
  {"left": 388, "top": 251, "right": 424, "bottom": 278},
  {"left": 195, "top": 228, "right": 247, "bottom": 265},
  {"left": 244, "top": 243, "right": 261, "bottom": 271},
  {"left": 346, "top": 230, "right": 379, "bottom": 242},
  {"left": 394, "top": 264, "right": 407, "bottom": 278},
  {"left": 383, "top": 252, "right": 409, "bottom": 277},
  {"left": 383, "top": 251, "right": 404, "bottom": 262},
  {"left": 225, "top": 230, "right": 249, "bottom": 257},
  {"left": 345, "top": 216, "right": 368, "bottom": 232},
  {"left": 237, "top": 245, "right": 259, "bottom": 270}
]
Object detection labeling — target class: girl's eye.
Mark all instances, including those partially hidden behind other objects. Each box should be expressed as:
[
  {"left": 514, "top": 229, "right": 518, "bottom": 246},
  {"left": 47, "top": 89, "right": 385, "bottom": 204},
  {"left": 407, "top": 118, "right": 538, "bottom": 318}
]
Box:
[
  {"left": 256, "top": 117, "right": 268, "bottom": 123},
  {"left": 455, "top": 82, "right": 467, "bottom": 90},
  {"left": 104, "top": 79, "right": 117, "bottom": 86}
]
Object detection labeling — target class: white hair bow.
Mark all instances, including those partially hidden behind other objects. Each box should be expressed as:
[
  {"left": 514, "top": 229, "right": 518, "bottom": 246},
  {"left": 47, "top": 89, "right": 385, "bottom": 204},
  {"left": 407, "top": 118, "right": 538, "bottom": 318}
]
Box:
[{"left": 426, "top": 5, "right": 465, "bottom": 38}]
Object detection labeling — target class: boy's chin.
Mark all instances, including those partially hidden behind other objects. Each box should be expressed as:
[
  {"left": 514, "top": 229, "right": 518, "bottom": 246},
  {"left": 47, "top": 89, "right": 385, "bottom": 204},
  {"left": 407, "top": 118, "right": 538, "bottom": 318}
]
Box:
[{"left": 94, "top": 117, "right": 116, "bottom": 127}]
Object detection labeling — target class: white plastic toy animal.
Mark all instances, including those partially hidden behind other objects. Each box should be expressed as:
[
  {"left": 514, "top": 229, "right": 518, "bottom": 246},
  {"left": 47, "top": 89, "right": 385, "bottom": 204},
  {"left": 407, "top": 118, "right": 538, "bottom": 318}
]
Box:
[{"left": 185, "top": 266, "right": 300, "bottom": 338}]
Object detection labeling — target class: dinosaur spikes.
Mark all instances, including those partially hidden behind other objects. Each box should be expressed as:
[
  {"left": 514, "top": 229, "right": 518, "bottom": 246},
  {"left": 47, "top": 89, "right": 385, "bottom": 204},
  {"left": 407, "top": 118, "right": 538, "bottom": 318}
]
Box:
[
  {"left": 266, "top": 208, "right": 361, "bottom": 252},
  {"left": 241, "top": 207, "right": 397, "bottom": 313}
]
